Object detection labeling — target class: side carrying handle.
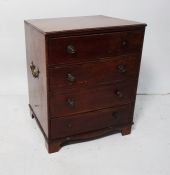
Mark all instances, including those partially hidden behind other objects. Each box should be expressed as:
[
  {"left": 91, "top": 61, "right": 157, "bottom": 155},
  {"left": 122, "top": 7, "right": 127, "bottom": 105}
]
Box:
[{"left": 30, "top": 61, "right": 40, "bottom": 78}]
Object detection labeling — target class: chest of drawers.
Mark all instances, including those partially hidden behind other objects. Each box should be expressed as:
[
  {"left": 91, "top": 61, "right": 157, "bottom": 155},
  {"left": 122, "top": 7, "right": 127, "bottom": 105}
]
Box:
[{"left": 25, "top": 15, "right": 146, "bottom": 153}]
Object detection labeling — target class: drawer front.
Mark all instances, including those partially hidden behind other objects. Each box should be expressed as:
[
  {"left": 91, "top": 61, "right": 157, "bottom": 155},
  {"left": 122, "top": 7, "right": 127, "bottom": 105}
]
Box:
[
  {"left": 49, "top": 81, "right": 137, "bottom": 117},
  {"left": 48, "top": 30, "right": 144, "bottom": 65},
  {"left": 49, "top": 54, "right": 140, "bottom": 92},
  {"left": 50, "top": 104, "right": 134, "bottom": 139}
]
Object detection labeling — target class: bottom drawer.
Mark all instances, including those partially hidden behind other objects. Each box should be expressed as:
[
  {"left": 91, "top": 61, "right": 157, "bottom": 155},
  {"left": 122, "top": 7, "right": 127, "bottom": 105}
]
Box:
[{"left": 50, "top": 104, "right": 134, "bottom": 139}]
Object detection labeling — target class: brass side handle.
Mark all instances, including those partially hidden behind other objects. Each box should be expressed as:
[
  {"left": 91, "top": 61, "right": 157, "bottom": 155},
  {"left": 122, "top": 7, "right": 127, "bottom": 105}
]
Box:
[
  {"left": 30, "top": 61, "right": 40, "bottom": 78},
  {"left": 67, "top": 45, "right": 76, "bottom": 54}
]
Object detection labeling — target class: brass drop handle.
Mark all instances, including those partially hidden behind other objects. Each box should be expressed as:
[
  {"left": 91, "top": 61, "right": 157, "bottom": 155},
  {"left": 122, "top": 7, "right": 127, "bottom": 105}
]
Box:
[
  {"left": 67, "top": 73, "right": 76, "bottom": 82},
  {"left": 115, "top": 90, "right": 123, "bottom": 98},
  {"left": 122, "top": 40, "right": 128, "bottom": 47},
  {"left": 67, "top": 45, "right": 76, "bottom": 54},
  {"left": 117, "top": 64, "right": 127, "bottom": 73},
  {"left": 66, "top": 98, "right": 75, "bottom": 108},
  {"left": 112, "top": 112, "right": 118, "bottom": 119},
  {"left": 67, "top": 122, "right": 72, "bottom": 128},
  {"left": 30, "top": 61, "right": 40, "bottom": 78}
]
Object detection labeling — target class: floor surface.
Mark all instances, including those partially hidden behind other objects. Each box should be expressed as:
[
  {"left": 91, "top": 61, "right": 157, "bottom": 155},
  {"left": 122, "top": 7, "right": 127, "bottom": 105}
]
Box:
[{"left": 0, "top": 94, "right": 170, "bottom": 175}]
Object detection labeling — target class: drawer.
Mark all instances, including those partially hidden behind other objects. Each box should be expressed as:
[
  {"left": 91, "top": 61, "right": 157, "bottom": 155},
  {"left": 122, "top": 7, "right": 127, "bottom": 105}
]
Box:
[
  {"left": 49, "top": 54, "right": 140, "bottom": 92},
  {"left": 48, "top": 30, "right": 144, "bottom": 65},
  {"left": 49, "top": 81, "right": 137, "bottom": 117},
  {"left": 50, "top": 104, "right": 134, "bottom": 139}
]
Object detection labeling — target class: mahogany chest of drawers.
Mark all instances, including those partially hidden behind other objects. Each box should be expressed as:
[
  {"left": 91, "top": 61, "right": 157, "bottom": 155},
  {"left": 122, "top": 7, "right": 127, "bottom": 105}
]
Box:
[{"left": 25, "top": 15, "right": 146, "bottom": 153}]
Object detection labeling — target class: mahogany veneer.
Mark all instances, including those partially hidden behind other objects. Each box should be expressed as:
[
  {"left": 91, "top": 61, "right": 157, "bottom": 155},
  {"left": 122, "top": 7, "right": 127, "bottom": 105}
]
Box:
[{"left": 25, "top": 15, "right": 146, "bottom": 153}]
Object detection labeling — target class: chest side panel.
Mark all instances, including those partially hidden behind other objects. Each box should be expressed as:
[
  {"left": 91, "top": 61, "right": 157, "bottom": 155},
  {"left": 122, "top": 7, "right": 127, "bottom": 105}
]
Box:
[{"left": 25, "top": 23, "right": 48, "bottom": 137}]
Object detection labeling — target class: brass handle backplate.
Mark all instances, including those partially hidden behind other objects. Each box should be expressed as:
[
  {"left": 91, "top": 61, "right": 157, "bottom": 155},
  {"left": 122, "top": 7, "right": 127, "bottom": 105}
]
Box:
[
  {"left": 67, "top": 45, "right": 76, "bottom": 54},
  {"left": 115, "top": 90, "right": 123, "bottom": 98},
  {"left": 30, "top": 61, "right": 40, "bottom": 78},
  {"left": 117, "top": 64, "right": 127, "bottom": 73},
  {"left": 112, "top": 112, "right": 118, "bottom": 119},
  {"left": 67, "top": 122, "right": 72, "bottom": 128},
  {"left": 67, "top": 73, "right": 76, "bottom": 83},
  {"left": 66, "top": 98, "right": 75, "bottom": 108},
  {"left": 122, "top": 40, "right": 128, "bottom": 47}
]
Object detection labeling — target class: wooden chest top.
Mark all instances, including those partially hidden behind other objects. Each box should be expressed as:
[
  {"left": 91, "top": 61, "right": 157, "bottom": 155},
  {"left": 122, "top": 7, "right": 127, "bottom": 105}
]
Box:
[{"left": 25, "top": 15, "right": 146, "bottom": 34}]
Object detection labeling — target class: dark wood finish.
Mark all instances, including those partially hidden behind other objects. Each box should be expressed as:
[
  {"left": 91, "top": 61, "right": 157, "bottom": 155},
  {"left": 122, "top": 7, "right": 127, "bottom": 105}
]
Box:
[
  {"left": 50, "top": 104, "right": 134, "bottom": 139},
  {"left": 49, "top": 54, "right": 140, "bottom": 92},
  {"left": 25, "top": 23, "right": 49, "bottom": 136},
  {"left": 48, "top": 30, "right": 144, "bottom": 66},
  {"left": 25, "top": 15, "right": 146, "bottom": 153},
  {"left": 49, "top": 81, "right": 137, "bottom": 117}
]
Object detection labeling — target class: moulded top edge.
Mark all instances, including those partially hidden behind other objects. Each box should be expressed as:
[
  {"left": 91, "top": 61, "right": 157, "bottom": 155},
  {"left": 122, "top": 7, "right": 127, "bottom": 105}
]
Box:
[{"left": 24, "top": 15, "right": 147, "bottom": 35}]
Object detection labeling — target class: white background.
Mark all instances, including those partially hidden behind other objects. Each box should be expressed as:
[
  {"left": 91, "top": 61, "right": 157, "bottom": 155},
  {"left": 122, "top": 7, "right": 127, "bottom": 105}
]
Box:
[{"left": 0, "top": 0, "right": 170, "bottom": 95}]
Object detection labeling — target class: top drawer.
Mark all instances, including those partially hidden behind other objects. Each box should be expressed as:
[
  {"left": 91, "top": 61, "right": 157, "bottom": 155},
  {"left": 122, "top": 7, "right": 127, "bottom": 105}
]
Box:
[{"left": 47, "top": 30, "right": 144, "bottom": 65}]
